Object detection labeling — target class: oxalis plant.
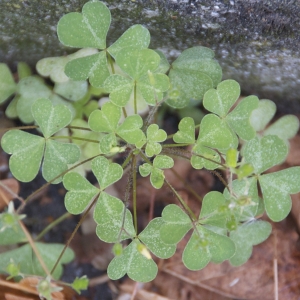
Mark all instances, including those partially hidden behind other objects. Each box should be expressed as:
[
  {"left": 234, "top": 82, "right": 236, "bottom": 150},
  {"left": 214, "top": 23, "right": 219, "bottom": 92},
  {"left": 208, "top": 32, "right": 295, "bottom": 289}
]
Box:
[{"left": 1, "top": 0, "right": 300, "bottom": 297}]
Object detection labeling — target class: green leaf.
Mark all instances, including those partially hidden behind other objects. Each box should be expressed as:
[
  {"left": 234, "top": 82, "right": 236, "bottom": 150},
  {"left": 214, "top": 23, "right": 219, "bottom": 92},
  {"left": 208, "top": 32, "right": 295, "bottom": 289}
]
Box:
[
  {"left": 197, "top": 114, "right": 236, "bottom": 150},
  {"left": 63, "top": 172, "right": 99, "bottom": 214},
  {"left": 65, "top": 52, "right": 110, "bottom": 88},
  {"left": 71, "top": 276, "right": 89, "bottom": 294},
  {"left": 138, "top": 124, "right": 167, "bottom": 157},
  {"left": 1, "top": 130, "right": 45, "bottom": 182},
  {"left": 160, "top": 204, "right": 192, "bottom": 244},
  {"left": 250, "top": 99, "right": 276, "bottom": 132},
  {"left": 91, "top": 156, "right": 123, "bottom": 190},
  {"left": 149, "top": 168, "right": 165, "bottom": 189},
  {"left": 199, "top": 191, "right": 226, "bottom": 228},
  {"left": 31, "top": 98, "right": 73, "bottom": 138},
  {"left": 264, "top": 115, "right": 299, "bottom": 141},
  {"left": 167, "top": 69, "right": 213, "bottom": 109},
  {"left": 259, "top": 167, "right": 300, "bottom": 221},
  {"left": 107, "top": 239, "right": 157, "bottom": 282},
  {"left": 36, "top": 48, "right": 98, "bottom": 83},
  {"left": 0, "top": 243, "right": 74, "bottom": 280},
  {"left": 191, "top": 144, "right": 220, "bottom": 170},
  {"left": 103, "top": 74, "right": 133, "bottom": 107},
  {"left": 0, "top": 213, "right": 26, "bottom": 245},
  {"left": 99, "top": 133, "right": 117, "bottom": 154},
  {"left": 243, "top": 135, "right": 288, "bottom": 174},
  {"left": 5, "top": 95, "right": 19, "bottom": 119},
  {"left": 54, "top": 80, "right": 88, "bottom": 102},
  {"left": 166, "top": 47, "right": 222, "bottom": 108},
  {"left": 0, "top": 63, "right": 17, "bottom": 104},
  {"left": 173, "top": 117, "right": 195, "bottom": 144},
  {"left": 43, "top": 140, "right": 80, "bottom": 183},
  {"left": 116, "top": 115, "right": 145, "bottom": 144},
  {"left": 88, "top": 101, "right": 121, "bottom": 133},
  {"left": 108, "top": 25, "right": 150, "bottom": 58},
  {"left": 17, "top": 62, "right": 32, "bottom": 80},
  {"left": 153, "top": 155, "right": 174, "bottom": 169},
  {"left": 229, "top": 221, "right": 272, "bottom": 266},
  {"left": 116, "top": 49, "right": 160, "bottom": 80},
  {"left": 154, "top": 50, "right": 170, "bottom": 74},
  {"left": 203, "top": 80, "right": 240, "bottom": 117},
  {"left": 94, "top": 192, "right": 135, "bottom": 242},
  {"left": 139, "top": 218, "right": 176, "bottom": 259},
  {"left": 226, "top": 95, "right": 259, "bottom": 141},
  {"left": 17, "top": 76, "right": 52, "bottom": 123},
  {"left": 183, "top": 225, "right": 235, "bottom": 270},
  {"left": 137, "top": 72, "right": 170, "bottom": 105},
  {"left": 223, "top": 177, "right": 259, "bottom": 221},
  {"left": 139, "top": 163, "right": 152, "bottom": 177},
  {"left": 57, "top": 1, "right": 111, "bottom": 49}
]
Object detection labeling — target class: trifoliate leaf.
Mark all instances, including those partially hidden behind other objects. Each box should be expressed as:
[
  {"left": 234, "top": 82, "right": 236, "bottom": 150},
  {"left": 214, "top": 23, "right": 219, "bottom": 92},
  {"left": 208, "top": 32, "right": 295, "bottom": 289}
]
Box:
[
  {"left": 63, "top": 172, "right": 99, "bottom": 214},
  {"left": 107, "top": 239, "right": 157, "bottom": 282},
  {"left": 139, "top": 218, "right": 176, "bottom": 259},
  {"left": 143, "top": 124, "right": 167, "bottom": 157},
  {"left": 229, "top": 220, "right": 272, "bottom": 266},
  {"left": 173, "top": 117, "right": 195, "bottom": 144},
  {"left": 259, "top": 167, "right": 300, "bottom": 221},
  {"left": 160, "top": 204, "right": 192, "bottom": 244},
  {"left": 243, "top": 135, "right": 288, "bottom": 174},
  {"left": 0, "top": 243, "right": 74, "bottom": 280},
  {"left": 94, "top": 192, "right": 135, "bottom": 242},
  {"left": 1, "top": 130, "right": 45, "bottom": 182},
  {"left": 0, "top": 63, "right": 17, "bottom": 104}
]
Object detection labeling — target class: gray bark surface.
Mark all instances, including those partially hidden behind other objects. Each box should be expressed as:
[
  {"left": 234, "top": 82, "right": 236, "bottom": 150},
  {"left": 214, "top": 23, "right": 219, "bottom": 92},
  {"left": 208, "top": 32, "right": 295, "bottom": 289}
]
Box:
[{"left": 1, "top": 0, "right": 299, "bottom": 112}]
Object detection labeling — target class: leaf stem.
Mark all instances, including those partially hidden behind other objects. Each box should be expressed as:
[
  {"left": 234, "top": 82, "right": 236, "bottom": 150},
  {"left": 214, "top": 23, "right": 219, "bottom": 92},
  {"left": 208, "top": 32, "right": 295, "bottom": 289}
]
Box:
[
  {"left": 107, "top": 51, "right": 115, "bottom": 74},
  {"left": 134, "top": 82, "right": 137, "bottom": 115},
  {"left": 50, "top": 192, "right": 100, "bottom": 275},
  {"left": 132, "top": 155, "right": 138, "bottom": 234},
  {"left": 162, "top": 143, "right": 193, "bottom": 148},
  {"left": 34, "top": 212, "right": 71, "bottom": 241},
  {"left": 0, "top": 125, "right": 38, "bottom": 132},
  {"left": 50, "top": 136, "right": 99, "bottom": 143},
  {"left": 66, "top": 125, "right": 92, "bottom": 131},
  {"left": 164, "top": 178, "right": 197, "bottom": 221}
]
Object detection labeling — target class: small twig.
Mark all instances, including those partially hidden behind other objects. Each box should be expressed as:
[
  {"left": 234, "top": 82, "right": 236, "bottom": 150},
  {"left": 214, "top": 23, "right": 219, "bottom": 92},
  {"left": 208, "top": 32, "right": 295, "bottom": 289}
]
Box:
[{"left": 273, "top": 230, "right": 278, "bottom": 300}]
